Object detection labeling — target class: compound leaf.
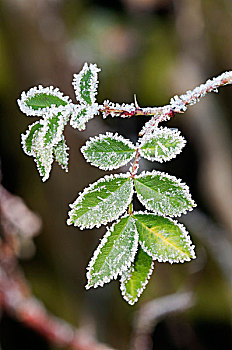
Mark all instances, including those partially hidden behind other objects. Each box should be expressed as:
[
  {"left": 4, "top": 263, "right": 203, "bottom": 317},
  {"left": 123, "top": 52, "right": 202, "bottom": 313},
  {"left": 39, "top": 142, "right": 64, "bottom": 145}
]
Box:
[
  {"left": 53, "top": 135, "right": 69, "bottom": 171},
  {"left": 120, "top": 245, "right": 154, "bottom": 305},
  {"left": 133, "top": 212, "right": 195, "bottom": 263},
  {"left": 67, "top": 173, "right": 134, "bottom": 229},
  {"left": 134, "top": 170, "right": 196, "bottom": 217},
  {"left": 86, "top": 215, "right": 138, "bottom": 289},
  {"left": 140, "top": 127, "right": 186, "bottom": 162},
  {"left": 81, "top": 132, "right": 136, "bottom": 170},
  {"left": 18, "top": 86, "right": 71, "bottom": 116},
  {"left": 72, "top": 63, "right": 101, "bottom": 105}
]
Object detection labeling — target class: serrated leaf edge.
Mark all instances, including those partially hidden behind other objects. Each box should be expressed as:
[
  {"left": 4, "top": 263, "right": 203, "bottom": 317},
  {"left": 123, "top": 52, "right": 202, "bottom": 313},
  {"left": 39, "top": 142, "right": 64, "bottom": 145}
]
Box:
[
  {"left": 85, "top": 215, "right": 139, "bottom": 289},
  {"left": 133, "top": 210, "right": 196, "bottom": 263},
  {"left": 67, "top": 173, "right": 134, "bottom": 229},
  {"left": 120, "top": 247, "right": 154, "bottom": 305},
  {"left": 134, "top": 170, "right": 196, "bottom": 217},
  {"left": 17, "top": 85, "right": 72, "bottom": 116},
  {"left": 72, "top": 63, "right": 101, "bottom": 105},
  {"left": 81, "top": 132, "right": 136, "bottom": 170},
  {"left": 139, "top": 127, "right": 186, "bottom": 163}
]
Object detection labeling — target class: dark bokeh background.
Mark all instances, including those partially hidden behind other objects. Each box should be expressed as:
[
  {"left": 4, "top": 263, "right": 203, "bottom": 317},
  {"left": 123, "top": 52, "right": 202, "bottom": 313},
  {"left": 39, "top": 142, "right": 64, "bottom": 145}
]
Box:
[{"left": 0, "top": 0, "right": 232, "bottom": 349}]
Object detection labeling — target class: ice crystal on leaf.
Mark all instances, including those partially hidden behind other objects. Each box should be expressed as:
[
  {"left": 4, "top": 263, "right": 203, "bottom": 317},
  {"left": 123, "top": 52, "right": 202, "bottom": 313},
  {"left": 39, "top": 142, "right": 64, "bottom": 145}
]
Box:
[
  {"left": 53, "top": 135, "right": 69, "bottom": 171},
  {"left": 120, "top": 245, "right": 154, "bottom": 305},
  {"left": 134, "top": 170, "right": 196, "bottom": 217},
  {"left": 86, "top": 215, "right": 138, "bottom": 289},
  {"left": 67, "top": 173, "right": 134, "bottom": 229},
  {"left": 21, "top": 121, "right": 43, "bottom": 156},
  {"left": 17, "top": 85, "right": 71, "bottom": 116},
  {"left": 72, "top": 63, "right": 101, "bottom": 105},
  {"left": 81, "top": 132, "right": 136, "bottom": 170},
  {"left": 70, "top": 103, "right": 99, "bottom": 131},
  {"left": 133, "top": 212, "right": 195, "bottom": 263},
  {"left": 140, "top": 127, "right": 186, "bottom": 163}
]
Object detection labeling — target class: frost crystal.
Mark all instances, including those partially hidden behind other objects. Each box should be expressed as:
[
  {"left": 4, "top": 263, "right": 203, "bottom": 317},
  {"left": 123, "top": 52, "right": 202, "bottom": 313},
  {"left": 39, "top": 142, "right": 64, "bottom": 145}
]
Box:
[
  {"left": 101, "top": 100, "right": 135, "bottom": 118},
  {"left": 81, "top": 132, "right": 136, "bottom": 170},
  {"left": 86, "top": 215, "right": 138, "bottom": 289},
  {"left": 67, "top": 173, "right": 134, "bottom": 229},
  {"left": 70, "top": 103, "right": 99, "bottom": 131},
  {"left": 134, "top": 170, "right": 196, "bottom": 217}
]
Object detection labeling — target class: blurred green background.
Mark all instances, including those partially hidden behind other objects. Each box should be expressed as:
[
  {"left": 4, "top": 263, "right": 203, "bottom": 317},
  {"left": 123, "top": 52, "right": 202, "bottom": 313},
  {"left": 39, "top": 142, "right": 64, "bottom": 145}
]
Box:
[{"left": 0, "top": 0, "right": 232, "bottom": 349}]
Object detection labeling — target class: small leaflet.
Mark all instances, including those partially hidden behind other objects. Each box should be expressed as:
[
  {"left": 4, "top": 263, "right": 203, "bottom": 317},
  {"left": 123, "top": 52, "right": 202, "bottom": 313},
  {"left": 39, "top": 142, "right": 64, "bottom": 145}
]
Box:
[
  {"left": 134, "top": 170, "right": 196, "bottom": 217},
  {"left": 81, "top": 132, "right": 136, "bottom": 170},
  {"left": 86, "top": 215, "right": 138, "bottom": 289},
  {"left": 140, "top": 127, "right": 186, "bottom": 163},
  {"left": 40, "top": 110, "right": 69, "bottom": 148},
  {"left": 72, "top": 63, "right": 101, "bottom": 105},
  {"left": 120, "top": 245, "right": 154, "bottom": 305},
  {"left": 34, "top": 136, "right": 54, "bottom": 182},
  {"left": 67, "top": 173, "right": 134, "bottom": 229},
  {"left": 70, "top": 104, "right": 99, "bottom": 131},
  {"left": 133, "top": 212, "right": 196, "bottom": 263},
  {"left": 17, "top": 85, "right": 71, "bottom": 116},
  {"left": 21, "top": 121, "right": 42, "bottom": 156},
  {"left": 53, "top": 135, "right": 69, "bottom": 171}
]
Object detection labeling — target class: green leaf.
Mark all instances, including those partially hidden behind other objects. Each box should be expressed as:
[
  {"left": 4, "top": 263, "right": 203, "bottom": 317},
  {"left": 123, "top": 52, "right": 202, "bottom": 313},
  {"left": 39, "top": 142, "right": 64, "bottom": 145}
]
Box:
[
  {"left": 133, "top": 212, "right": 195, "bottom": 263},
  {"left": 72, "top": 63, "right": 101, "bottom": 105},
  {"left": 70, "top": 104, "right": 98, "bottom": 131},
  {"left": 40, "top": 110, "right": 69, "bottom": 148},
  {"left": 81, "top": 132, "right": 136, "bottom": 170},
  {"left": 134, "top": 171, "right": 196, "bottom": 217},
  {"left": 18, "top": 86, "right": 71, "bottom": 116},
  {"left": 34, "top": 139, "right": 54, "bottom": 182},
  {"left": 53, "top": 135, "right": 69, "bottom": 171},
  {"left": 140, "top": 127, "right": 186, "bottom": 162},
  {"left": 67, "top": 174, "right": 134, "bottom": 229},
  {"left": 21, "top": 121, "right": 42, "bottom": 156},
  {"left": 86, "top": 216, "right": 138, "bottom": 289},
  {"left": 120, "top": 245, "right": 154, "bottom": 305}
]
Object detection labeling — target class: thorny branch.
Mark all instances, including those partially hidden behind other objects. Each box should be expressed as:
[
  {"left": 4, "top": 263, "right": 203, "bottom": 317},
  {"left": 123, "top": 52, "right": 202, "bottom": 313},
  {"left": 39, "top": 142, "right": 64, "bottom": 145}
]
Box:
[
  {"left": 99, "top": 71, "right": 232, "bottom": 136},
  {"left": 0, "top": 175, "right": 114, "bottom": 350}
]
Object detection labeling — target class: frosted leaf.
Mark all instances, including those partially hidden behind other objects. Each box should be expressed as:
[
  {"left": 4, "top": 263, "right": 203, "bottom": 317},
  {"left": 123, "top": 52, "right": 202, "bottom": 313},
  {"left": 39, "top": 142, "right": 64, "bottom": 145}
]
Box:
[
  {"left": 17, "top": 85, "right": 71, "bottom": 116},
  {"left": 67, "top": 173, "right": 134, "bottom": 229},
  {"left": 72, "top": 63, "right": 101, "bottom": 105},
  {"left": 53, "top": 135, "right": 69, "bottom": 171},
  {"left": 21, "top": 121, "right": 42, "bottom": 156},
  {"left": 140, "top": 127, "right": 186, "bottom": 163},
  {"left": 120, "top": 245, "right": 154, "bottom": 305},
  {"left": 70, "top": 104, "right": 99, "bottom": 131},
  {"left": 81, "top": 132, "right": 136, "bottom": 170},
  {"left": 40, "top": 110, "right": 70, "bottom": 148},
  {"left": 34, "top": 134, "right": 54, "bottom": 182},
  {"left": 134, "top": 170, "right": 196, "bottom": 217},
  {"left": 86, "top": 215, "right": 138, "bottom": 289},
  {"left": 133, "top": 212, "right": 196, "bottom": 263}
]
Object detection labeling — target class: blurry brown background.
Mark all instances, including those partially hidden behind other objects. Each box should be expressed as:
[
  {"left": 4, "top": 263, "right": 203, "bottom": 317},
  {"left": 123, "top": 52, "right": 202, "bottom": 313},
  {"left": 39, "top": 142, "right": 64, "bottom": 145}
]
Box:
[{"left": 0, "top": 0, "right": 232, "bottom": 349}]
